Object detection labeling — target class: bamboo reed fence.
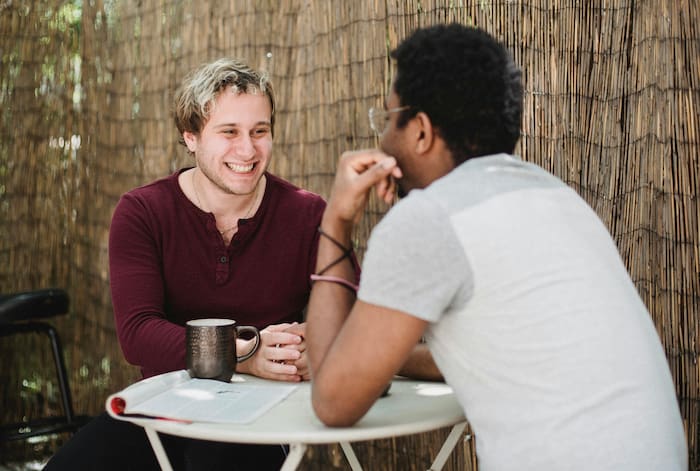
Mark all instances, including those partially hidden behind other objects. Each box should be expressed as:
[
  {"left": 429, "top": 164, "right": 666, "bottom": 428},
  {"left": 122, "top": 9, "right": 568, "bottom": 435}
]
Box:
[{"left": 1, "top": 1, "right": 697, "bottom": 469}]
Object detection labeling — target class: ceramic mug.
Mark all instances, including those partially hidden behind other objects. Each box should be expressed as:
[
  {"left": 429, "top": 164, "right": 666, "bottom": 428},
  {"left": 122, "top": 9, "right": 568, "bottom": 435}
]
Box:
[{"left": 186, "top": 318, "right": 260, "bottom": 382}]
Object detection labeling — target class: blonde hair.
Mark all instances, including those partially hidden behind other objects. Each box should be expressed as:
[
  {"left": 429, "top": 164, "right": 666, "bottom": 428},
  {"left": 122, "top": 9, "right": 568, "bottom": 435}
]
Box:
[{"left": 173, "top": 58, "right": 276, "bottom": 149}]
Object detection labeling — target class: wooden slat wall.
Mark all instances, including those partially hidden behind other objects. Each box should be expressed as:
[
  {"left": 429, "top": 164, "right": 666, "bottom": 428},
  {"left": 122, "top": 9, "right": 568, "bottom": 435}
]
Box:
[{"left": 1, "top": 1, "right": 697, "bottom": 468}]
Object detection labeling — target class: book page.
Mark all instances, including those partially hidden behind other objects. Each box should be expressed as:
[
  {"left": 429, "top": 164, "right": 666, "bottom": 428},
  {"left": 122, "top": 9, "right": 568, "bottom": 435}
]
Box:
[
  {"left": 107, "top": 371, "right": 297, "bottom": 424},
  {"left": 107, "top": 370, "right": 192, "bottom": 415}
]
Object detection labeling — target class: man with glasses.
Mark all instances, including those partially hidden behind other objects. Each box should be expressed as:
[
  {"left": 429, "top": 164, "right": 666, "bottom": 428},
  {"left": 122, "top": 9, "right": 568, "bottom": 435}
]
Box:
[{"left": 306, "top": 23, "right": 686, "bottom": 470}]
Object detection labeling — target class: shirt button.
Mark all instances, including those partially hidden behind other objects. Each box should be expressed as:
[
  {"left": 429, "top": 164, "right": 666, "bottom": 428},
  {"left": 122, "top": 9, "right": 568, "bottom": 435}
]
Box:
[{"left": 219, "top": 256, "right": 228, "bottom": 263}]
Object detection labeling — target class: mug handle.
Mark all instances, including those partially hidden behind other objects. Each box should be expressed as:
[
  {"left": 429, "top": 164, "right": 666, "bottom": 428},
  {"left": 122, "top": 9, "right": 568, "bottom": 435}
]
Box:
[{"left": 235, "top": 325, "right": 261, "bottom": 363}]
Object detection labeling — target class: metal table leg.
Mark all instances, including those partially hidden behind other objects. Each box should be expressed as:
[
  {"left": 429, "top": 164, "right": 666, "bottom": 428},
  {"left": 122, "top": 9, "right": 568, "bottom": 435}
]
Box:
[
  {"left": 144, "top": 427, "right": 173, "bottom": 471},
  {"left": 280, "top": 443, "right": 307, "bottom": 471},
  {"left": 428, "top": 422, "right": 467, "bottom": 471},
  {"left": 340, "top": 441, "right": 363, "bottom": 470}
]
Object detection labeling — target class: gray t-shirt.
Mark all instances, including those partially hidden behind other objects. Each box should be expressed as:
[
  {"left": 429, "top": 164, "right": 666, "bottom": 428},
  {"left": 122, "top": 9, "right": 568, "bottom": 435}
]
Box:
[{"left": 359, "top": 154, "right": 686, "bottom": 471}]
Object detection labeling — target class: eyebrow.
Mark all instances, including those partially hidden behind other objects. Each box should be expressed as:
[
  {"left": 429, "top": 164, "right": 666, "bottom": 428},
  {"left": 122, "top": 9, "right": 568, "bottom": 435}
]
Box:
[{"left": 213, "top": 120, "right": 271, "bottom": 129}]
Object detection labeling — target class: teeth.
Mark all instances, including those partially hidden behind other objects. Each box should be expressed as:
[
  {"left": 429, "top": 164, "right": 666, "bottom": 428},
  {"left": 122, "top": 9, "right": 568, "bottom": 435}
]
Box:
[{"left": 226, "top": 162, "right": 254, "bottom": 172}]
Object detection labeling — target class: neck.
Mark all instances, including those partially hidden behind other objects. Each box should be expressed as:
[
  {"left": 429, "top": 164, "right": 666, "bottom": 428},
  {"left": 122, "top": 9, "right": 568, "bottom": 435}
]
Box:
[{"left": 190, "top": 169, "right": 265, "bottom": 231}]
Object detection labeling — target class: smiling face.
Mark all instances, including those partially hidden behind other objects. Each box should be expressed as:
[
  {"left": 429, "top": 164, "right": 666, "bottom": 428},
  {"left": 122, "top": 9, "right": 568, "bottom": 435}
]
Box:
[{"left": 183, "top": 87, "right": 272, "bottom": 197}]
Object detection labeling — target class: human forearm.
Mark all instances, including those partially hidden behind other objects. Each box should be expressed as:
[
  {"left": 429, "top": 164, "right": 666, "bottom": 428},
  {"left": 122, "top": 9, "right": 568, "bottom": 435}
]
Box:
[
  {"left": 115, "top": 312, "right": 186, "bottom": 377},
  {"left": 307, "top": 150, "right": 402, "bottom": 378},
  {"left": 398, "top": 343, "right": 444, "bottom": 381},
  {"left": 306, "top": 215, "right": 357, "bottom": 376}
]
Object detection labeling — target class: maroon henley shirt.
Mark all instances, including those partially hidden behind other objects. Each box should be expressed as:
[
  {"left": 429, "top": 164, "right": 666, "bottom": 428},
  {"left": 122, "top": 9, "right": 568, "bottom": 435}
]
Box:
[{"left": 108, "top": 169, "right": 325, "bottom": 378}]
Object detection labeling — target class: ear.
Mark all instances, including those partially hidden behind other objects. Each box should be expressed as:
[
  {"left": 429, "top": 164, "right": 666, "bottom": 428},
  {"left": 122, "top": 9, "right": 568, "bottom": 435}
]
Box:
[
  {"left": 414, "top": 112, "right": 435, "bottom": 155},
  {"left": 182, "top": 131, "right": 198, "bottom": 153}
]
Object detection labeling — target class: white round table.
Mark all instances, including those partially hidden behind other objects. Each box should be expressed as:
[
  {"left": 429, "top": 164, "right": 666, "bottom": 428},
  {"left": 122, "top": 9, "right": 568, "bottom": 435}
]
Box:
[{"left": 113, "top": 374, "right": 467, "bottom": 470}]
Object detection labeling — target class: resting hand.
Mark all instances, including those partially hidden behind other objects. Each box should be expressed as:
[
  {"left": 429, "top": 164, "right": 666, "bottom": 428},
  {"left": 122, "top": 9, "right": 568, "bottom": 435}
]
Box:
[
  {"left": 237, "top": 322, "right": 305, "bottom": 382},
  {"left": 326, "top": 149, "right": 403, "bottom": 224},
  {"left": 282, "top": 323, "right": 310, "bottom": 381}
]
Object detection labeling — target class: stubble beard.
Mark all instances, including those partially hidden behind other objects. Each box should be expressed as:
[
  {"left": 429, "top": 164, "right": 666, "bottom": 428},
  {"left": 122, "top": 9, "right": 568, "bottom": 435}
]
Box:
[{"left": 197, "top": 159, "right": 267, "bottom": 197}]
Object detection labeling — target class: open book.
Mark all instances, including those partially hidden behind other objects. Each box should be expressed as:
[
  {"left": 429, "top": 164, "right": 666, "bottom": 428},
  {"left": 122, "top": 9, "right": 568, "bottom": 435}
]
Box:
[{"left": 106, "top": 370, "right": 298, "bottom": 424}]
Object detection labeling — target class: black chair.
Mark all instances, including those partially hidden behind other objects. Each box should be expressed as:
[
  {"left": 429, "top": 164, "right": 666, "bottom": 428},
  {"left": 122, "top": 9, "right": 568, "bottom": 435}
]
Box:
[{"left": 0, "top": 288, "right": 90, "bottom": 441}]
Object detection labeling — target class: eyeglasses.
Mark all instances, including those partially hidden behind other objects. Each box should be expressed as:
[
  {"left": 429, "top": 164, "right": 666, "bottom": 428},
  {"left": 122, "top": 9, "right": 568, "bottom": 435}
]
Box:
[{"left": 368, "top": 106, "right": 412, "bottom": 136}]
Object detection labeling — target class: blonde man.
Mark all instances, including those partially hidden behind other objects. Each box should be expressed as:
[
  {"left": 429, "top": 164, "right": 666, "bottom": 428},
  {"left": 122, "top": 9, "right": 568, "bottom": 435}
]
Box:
[{"left": 46, "top": 58, "right": 325, "bottom": 470}]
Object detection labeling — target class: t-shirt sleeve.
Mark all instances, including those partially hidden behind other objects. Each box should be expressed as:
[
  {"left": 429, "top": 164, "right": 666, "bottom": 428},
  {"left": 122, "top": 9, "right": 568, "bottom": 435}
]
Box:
[{"left": 357, "top": 193, "right": 471, "bottom": 322}]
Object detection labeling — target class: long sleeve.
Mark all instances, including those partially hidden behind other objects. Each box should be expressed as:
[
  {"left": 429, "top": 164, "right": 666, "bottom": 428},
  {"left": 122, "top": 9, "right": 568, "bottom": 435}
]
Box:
[{"left": 109, "top": 192, "right": 187, "bottom": 375}]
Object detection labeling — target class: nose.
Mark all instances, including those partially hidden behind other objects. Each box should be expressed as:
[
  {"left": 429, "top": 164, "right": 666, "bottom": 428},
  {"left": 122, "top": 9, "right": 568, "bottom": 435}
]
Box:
[{"left": 233, "top": 134, "right": 256, "bottom": 160}]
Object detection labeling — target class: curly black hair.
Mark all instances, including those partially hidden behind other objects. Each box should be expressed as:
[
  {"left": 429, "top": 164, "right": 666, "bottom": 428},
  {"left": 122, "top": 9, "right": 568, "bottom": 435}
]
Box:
[{"left": 391, "top": 24, "right": 523, "bottom": 164}]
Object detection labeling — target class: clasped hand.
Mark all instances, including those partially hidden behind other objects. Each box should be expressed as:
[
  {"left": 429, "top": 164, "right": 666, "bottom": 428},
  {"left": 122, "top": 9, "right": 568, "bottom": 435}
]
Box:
[{"left": 238, "top": 322, "right": 309, "bottom": 382}]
